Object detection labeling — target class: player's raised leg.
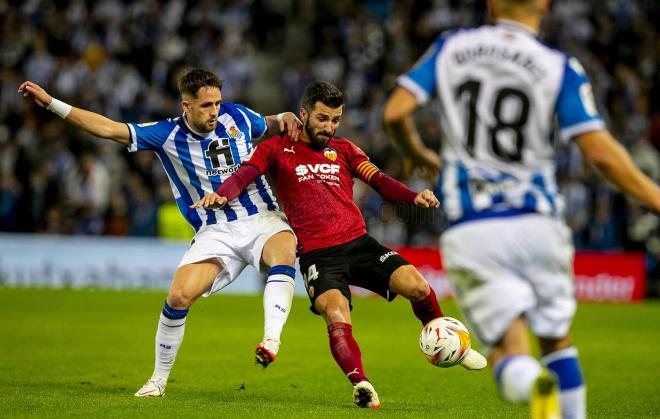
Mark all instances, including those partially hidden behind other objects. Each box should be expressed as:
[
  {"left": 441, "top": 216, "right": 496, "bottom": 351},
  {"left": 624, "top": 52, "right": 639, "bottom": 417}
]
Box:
[
  {"left": 256, "top": 230, "right": 297, "bottom": 367},
  {"left": 135, "top": 259, "right": 220, "bottom": 397},
  {"left": 388, "top": 264, "right": 443, "bottom": 325},
  {"left": 539, "top": 336, "right": 585, "bottom": 419},
  {"left": 315, "top": 289, "right": 380, "bottom": 408},
  {"left": 388, "top": 264, "right": 486, "bottom": 370}
]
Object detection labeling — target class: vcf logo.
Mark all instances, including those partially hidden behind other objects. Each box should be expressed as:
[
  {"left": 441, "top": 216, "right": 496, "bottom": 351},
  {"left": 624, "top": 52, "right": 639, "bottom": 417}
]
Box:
[
  {"left": 295, "top": 163, "right": 341, "bottom": 176},
  {"left": 205, "top": 138, "right": 235, "bottom": 168}
]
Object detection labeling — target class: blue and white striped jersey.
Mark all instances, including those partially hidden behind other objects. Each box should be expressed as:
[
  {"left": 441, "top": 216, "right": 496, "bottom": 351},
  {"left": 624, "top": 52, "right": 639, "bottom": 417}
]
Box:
[
  {"left": 398, "top": 20, "right": 605, "bottom": 226},
  {"left": 126, "top": 102, "right": 278, "bottom": 232}
]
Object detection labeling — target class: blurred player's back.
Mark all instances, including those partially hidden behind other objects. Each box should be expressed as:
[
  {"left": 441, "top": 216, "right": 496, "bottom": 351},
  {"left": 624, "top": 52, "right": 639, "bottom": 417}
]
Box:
[
  {"left": 387, "top": 3, "right": 658, "bottom": 419},
  {"left": 398, "top": 21, "right": 603, "bottom": 225}
]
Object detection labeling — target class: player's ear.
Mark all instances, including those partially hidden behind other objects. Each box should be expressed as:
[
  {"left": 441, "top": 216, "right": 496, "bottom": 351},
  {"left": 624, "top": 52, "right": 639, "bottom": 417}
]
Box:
[
  {"left": 181, "top": 100, "right": 190, "bottom": 113},
  {"left": 299, "top": 108, "right": 307, "bottom": 123}
]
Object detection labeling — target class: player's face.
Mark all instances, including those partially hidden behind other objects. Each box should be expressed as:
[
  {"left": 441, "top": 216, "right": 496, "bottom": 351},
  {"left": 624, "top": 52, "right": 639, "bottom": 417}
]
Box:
[
  {"left": 301, "top": 102, "right": 342, "bottom": 149},
  {"left": 182, "top": 86, "right": 222, "bottom": 133}
]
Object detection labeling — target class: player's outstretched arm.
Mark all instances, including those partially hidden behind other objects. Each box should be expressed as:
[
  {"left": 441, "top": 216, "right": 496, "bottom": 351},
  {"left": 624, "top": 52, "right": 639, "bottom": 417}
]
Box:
[
  {"left": 190, "top": 164, "right": 261, "bottom": 209},
  {"left": 354, "top": 158, "right": 439, "bottom": 208},
  {"left": 577, "top": 130, "right": 660, "bottom": 213},
  {"left": 193, "top": 135, "right": 274, "bottom": 209},
  {"left": 264, "top": 112, "right": 302, "bottom": 141},
  {"left": 19, "top": 81, "right": 130, "bottom": 145},
  {"left": 383, "top": 87, "right": 441, "bottom": 180}
]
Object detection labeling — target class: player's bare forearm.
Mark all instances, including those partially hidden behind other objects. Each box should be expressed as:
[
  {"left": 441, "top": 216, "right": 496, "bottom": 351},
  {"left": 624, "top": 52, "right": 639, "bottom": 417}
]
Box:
[
  {"left": 383, "top": 88, "right": 441, "bottom": 177},
  {"left": 19, "top": 80, "right": 130, "bottom": 145},
  {"left": 577, "top": 130, "right": 660, "bottom": 212},
  {"left": 66, "top": 107, "right": 130, "bottom": 145},
  {"left": 384, "top": 115, "right": 441, "bottom": 178},
  {"left": 264, "top": 112, "right": 302, "bottom": 141},
  {"left": 383, "top": 88, "right": 423, "bottom": 155},
  {"left": 384, "top": 116, "right": 416, "bottom": 155}
]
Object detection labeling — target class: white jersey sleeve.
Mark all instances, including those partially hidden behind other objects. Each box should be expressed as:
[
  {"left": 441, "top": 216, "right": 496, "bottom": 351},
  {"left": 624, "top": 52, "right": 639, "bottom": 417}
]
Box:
[
  {"left": 396, "top": 35, "right": 448, "bottom": 105},
  {"left": 555, "top": 57, "right": 605, "bottom": 140}
]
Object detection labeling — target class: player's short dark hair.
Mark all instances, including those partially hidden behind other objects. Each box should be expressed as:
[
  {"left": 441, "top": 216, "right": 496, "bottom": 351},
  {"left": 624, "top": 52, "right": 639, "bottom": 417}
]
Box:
[
  {"left": 178, "top": 69, "right": 223, "bottom": 98},
  {"left": 301, "top": 81, "right": 344, "bottom": 112}
]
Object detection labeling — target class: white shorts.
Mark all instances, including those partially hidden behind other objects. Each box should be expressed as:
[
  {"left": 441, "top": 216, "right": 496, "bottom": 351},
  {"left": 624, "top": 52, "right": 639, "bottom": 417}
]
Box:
[
  {"left": 440, "top": 214, "right": 575, "bottom": 354},
  {"left": 178, "top": 211, "right": 294, "bottom": 296}
]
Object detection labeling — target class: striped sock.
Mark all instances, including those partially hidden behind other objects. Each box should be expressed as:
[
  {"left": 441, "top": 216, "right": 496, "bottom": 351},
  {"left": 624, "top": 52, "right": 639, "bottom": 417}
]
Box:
[
  {"left": 493, "top": 354, "right": 542, "bottom": 402},
  {"left": 542, "top": 347, "right": 586, "bottom": 419},
  {"left": 153, "top": 301, "right": 188, "bottom": 380}
]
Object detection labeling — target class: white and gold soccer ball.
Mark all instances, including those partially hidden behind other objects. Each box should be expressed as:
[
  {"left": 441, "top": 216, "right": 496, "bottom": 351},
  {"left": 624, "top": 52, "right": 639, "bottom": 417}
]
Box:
[{"left": 419, "top": 317, "right": 472, "bottom": 368}]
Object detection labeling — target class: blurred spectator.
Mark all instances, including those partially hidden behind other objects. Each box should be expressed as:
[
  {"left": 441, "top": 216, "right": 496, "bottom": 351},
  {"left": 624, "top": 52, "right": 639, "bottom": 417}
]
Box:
[{"left": 0, "top": 0, "right": 657, "bottom": 276}]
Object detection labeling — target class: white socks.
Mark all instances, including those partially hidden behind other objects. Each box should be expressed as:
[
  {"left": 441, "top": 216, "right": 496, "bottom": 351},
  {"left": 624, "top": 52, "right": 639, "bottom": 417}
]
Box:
[
  {"left": 494, "top": 354, "right": 542, "bottom": 402},
  {"left": 153, "top": 303, "right": 188, "bottom": 381},
  {"left": 149, "top": 264, "right": 295, "bottom": 384},
  {"left": 494, "top": 348, "right": 586, "bottom": 419},
  {"left": 542, "top": 346, "right": 586, "bottom": 419},
  {"left": 262, "top": 265, "right": 296, "bottom": 352}
]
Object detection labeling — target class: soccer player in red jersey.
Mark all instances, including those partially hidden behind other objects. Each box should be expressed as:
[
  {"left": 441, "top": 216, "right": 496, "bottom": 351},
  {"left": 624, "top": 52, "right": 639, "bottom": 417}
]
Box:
[{"left": 192, "top": 81, "right": 485, "bottom": 408}]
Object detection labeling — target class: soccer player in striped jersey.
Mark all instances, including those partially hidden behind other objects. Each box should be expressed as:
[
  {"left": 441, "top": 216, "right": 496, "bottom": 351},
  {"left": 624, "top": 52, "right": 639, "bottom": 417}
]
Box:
[
  {"left": 192, "top": 81, "right": 486, "bottom": 408},
  {"left": 383, "top": 1, "right": 660, "bottom": 418},
  {"left": 19, "top": 68, "right": 304, "bottom": 397}
]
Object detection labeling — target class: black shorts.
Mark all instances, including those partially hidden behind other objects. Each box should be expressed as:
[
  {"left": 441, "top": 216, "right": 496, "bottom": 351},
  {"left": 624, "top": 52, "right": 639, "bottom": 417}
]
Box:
[{"left": 298, "top": 234, "right": 410, "bottom": 314}]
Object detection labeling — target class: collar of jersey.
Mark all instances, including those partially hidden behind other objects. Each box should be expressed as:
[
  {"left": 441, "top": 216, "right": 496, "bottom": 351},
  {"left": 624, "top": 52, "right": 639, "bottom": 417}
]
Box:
[
  {"left": 178, "top": 114, "right": 214, "bottom": 141},
  {"left": 496, "top": 19, "right": 538, "bottom": 37},
  {"left": 300, "top": 137, "right": 335, "bottom": 150}
]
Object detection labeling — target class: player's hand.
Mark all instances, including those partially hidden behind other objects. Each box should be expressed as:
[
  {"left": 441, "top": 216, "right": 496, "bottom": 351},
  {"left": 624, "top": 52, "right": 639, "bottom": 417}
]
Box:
[
  {"left": 414, "top": 189, "right": 440, "bottom": 208},
  {"left": 406, "top": 147, "right": 441, "bottom": 182},
  {"left": 190, "top": 193, "right": 228, "bottom": 209},
  {"left": 18, "top": 81, "right": 52, "bottom": 108},
  {"left": 280, "top": 112, "right": 303, "bottom": 141}
]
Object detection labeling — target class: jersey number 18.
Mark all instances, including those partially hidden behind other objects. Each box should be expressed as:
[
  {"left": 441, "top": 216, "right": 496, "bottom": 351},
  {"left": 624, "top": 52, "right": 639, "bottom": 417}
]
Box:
[{"left": 455, "top": 79, "right": 530, "bottom": 162}]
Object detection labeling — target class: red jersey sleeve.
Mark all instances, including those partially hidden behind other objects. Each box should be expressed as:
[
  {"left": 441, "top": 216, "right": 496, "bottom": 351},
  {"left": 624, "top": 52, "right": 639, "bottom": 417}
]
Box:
[
  {"left": 343, "top": 139, "right": 417, "bottom": 204},
  {"left": 343, "top": 141, "right": 376, "bottom": 181}
]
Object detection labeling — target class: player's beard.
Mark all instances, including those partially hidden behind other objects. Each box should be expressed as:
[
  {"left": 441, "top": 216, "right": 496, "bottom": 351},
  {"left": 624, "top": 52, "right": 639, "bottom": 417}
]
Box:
[{"left": 305, "top": 121, "right": 333, "bottom": 150}]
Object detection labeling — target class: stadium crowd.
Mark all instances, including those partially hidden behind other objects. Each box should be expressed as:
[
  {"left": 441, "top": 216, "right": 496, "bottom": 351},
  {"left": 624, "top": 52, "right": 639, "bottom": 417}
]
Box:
[{"left": 1, "top": 0, "right": 659, "bottom": 286}]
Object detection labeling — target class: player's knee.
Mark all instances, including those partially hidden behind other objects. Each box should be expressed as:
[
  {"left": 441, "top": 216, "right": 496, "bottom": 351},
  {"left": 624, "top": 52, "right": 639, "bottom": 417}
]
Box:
[
  {"left": 316, "top": 297, "right": 349, "bottom": 324},
  {"left": 322, "top": 307, "right": 347, "bottom": 324},
  {"left": 167, "top": 291, "right": 195, "bottom": 309},
  {"left": 538, "top": 335, "right": 572, "bottom": 355},
  {"left": 263, "top": 232, "right": 297, "bottom": 266},
  {"left": 394, "top": 268, "right": 430, "bottom": 301},
  {"left": 409, "top": 279, "right": 430, "bottom": 302},
  {"left": 277, "top": 249, "right": 297, "bottom": 267}
]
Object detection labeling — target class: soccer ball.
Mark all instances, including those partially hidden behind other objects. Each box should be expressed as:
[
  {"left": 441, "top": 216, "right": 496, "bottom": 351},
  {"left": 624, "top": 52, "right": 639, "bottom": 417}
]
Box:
[{"left": 419, "top": 317, "right": 472, "bottom": 368}]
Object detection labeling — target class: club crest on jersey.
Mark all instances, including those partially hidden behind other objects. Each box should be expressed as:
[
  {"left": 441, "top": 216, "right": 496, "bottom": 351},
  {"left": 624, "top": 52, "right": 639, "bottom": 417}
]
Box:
[
  {"left": 323, "top": 147, "right": 337, "bottom": 161},
  {"left": 228, "top": 125, "right": 244, "bottom": 140}
]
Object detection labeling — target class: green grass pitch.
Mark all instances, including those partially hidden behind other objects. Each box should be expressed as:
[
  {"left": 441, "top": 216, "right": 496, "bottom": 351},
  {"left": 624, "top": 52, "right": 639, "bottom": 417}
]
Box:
[{"left": 2, "top": 287, "right": 659, "bottom": 418}]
